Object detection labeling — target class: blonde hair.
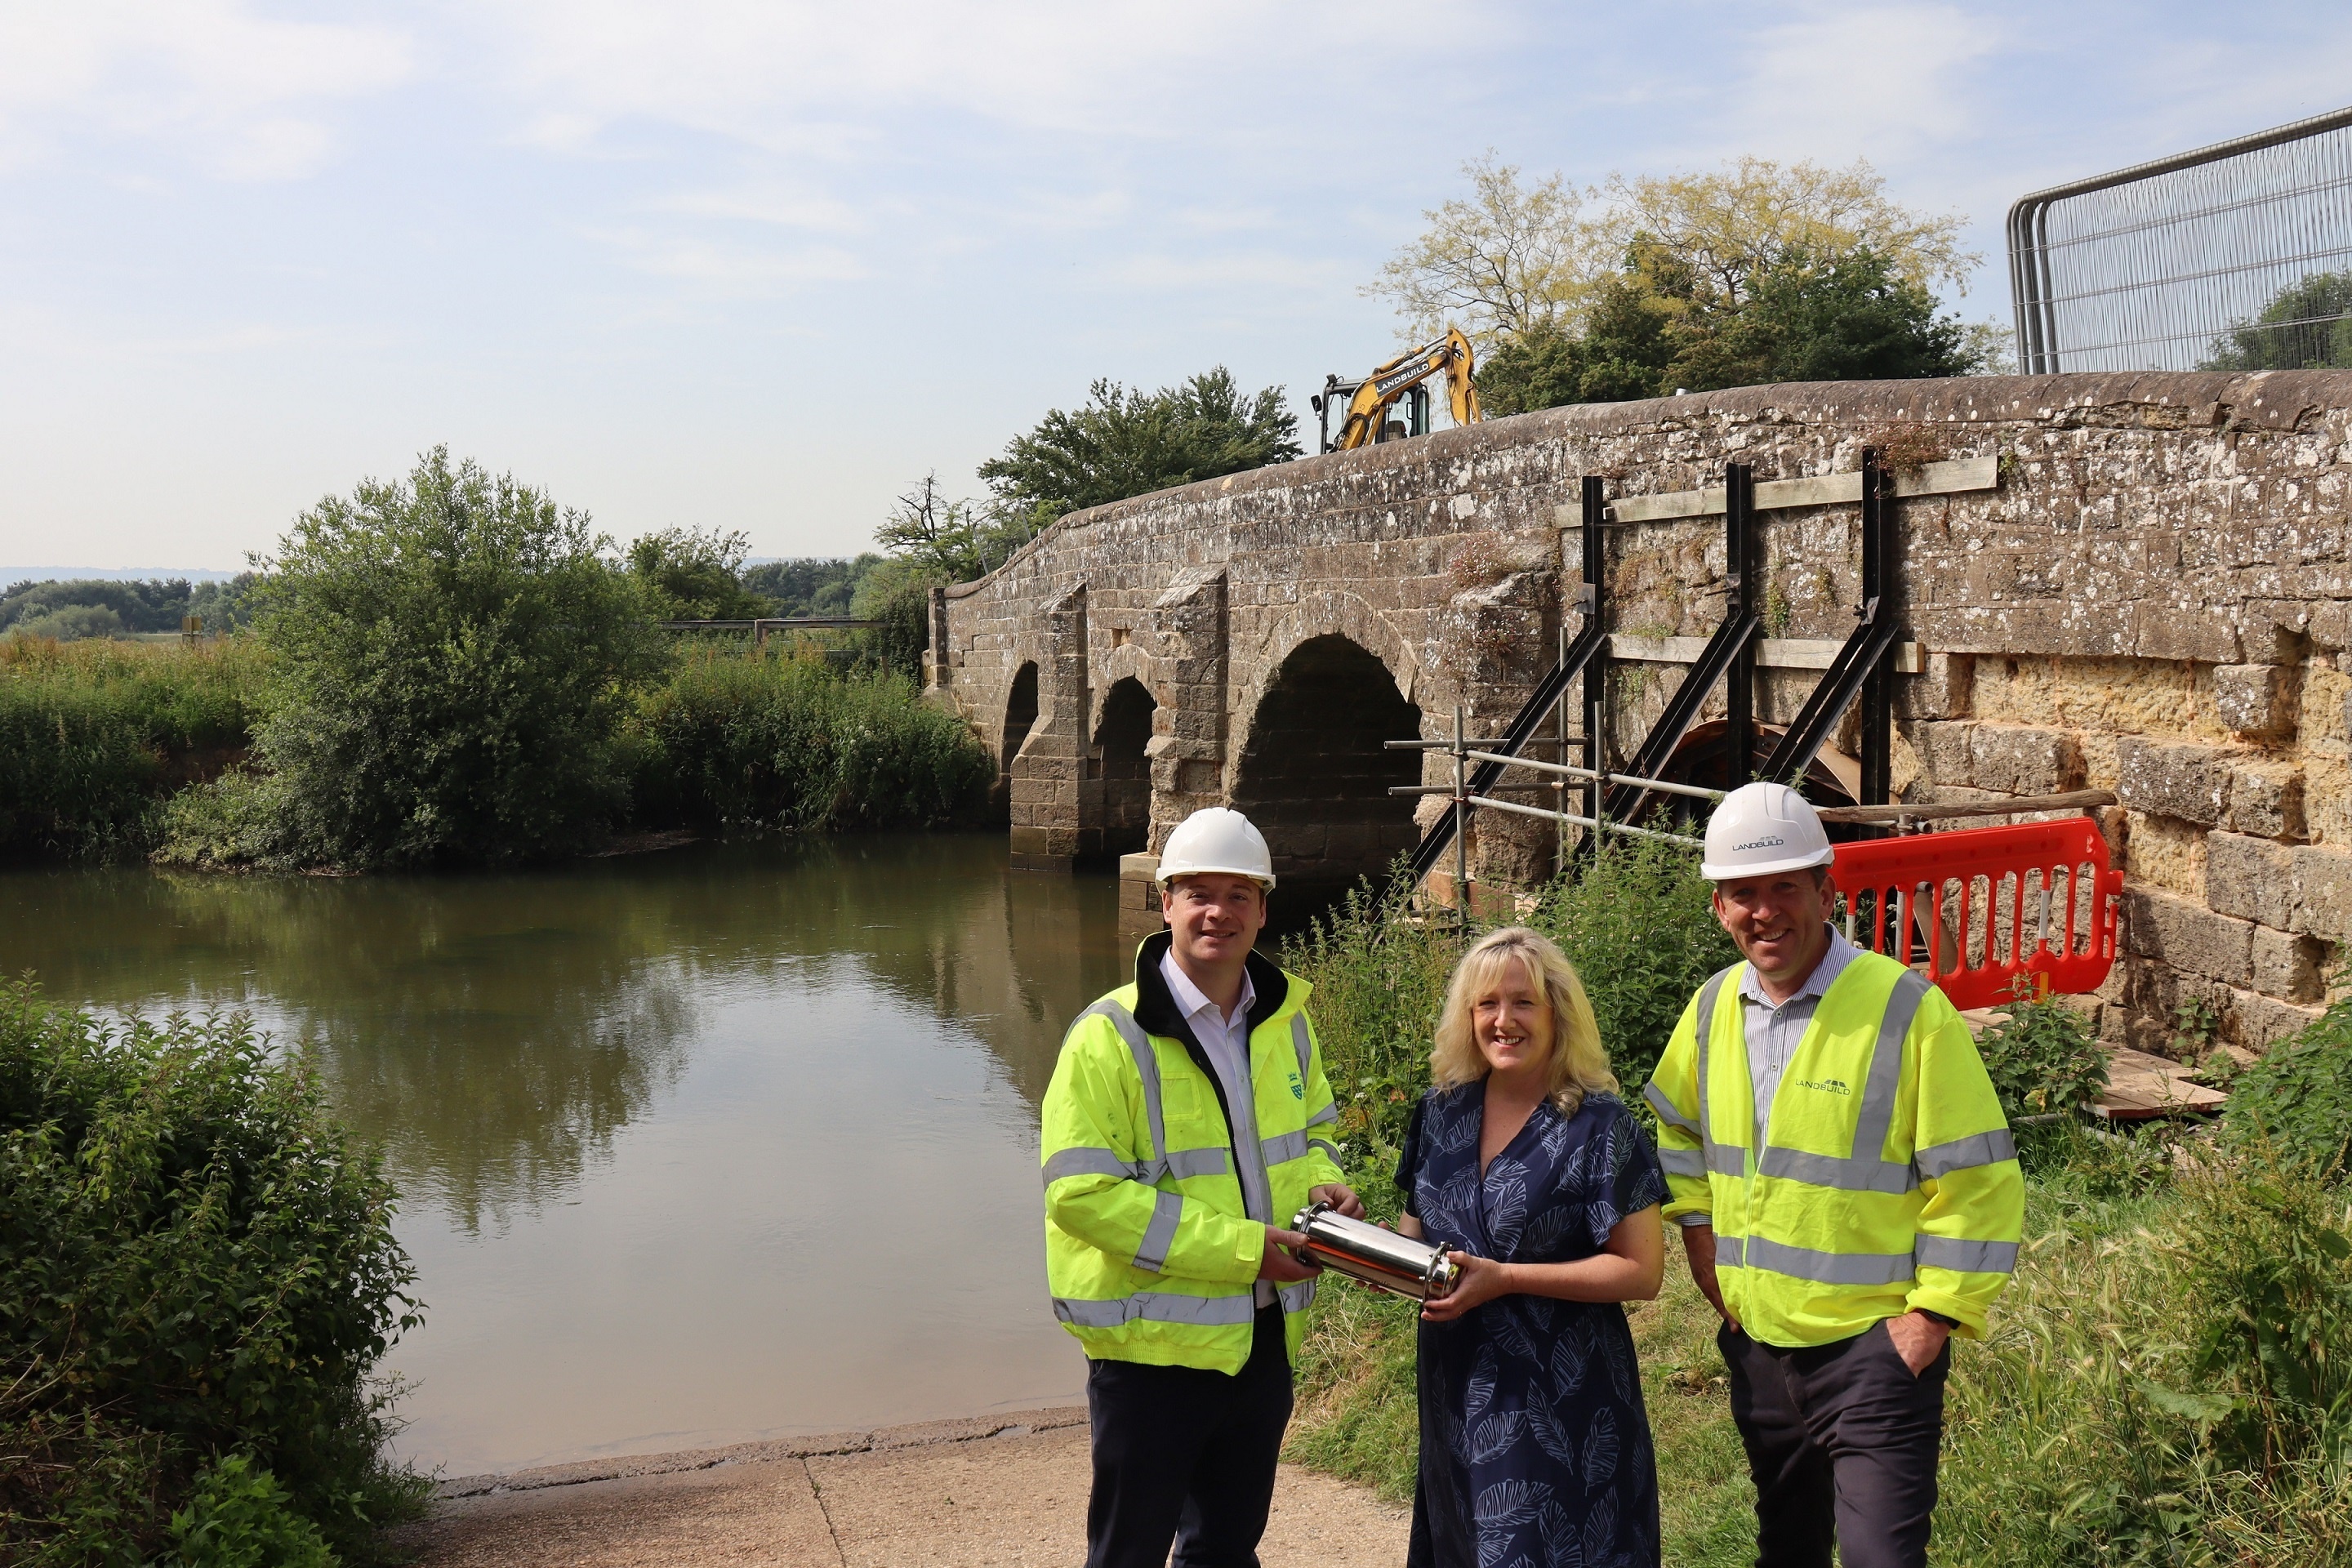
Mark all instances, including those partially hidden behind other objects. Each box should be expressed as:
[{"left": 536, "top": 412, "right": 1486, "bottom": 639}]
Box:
[{"left": 1430, "top": 926, "right": 1618, "bottom": 1116}]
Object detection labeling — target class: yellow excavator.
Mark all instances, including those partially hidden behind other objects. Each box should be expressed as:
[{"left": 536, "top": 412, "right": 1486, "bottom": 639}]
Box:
[{"left": 1311, "top": 327, "right": 1481, "bottom": 452}]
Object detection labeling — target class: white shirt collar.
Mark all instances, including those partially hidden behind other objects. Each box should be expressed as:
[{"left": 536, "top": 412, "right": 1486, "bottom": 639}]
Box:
[
  {"left": 1160, "top": 948, "right": 1255, "bottom": 1031},
  {"left": 1738, "top": 924, "right": 1860, "bottom": 1008}
]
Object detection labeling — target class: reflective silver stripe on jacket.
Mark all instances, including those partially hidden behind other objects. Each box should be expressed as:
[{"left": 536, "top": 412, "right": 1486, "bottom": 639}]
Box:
[
  {"left": 1052, "top": 1291, "right": 1258, "bottom": 1328},
  {"left": 1915, "top": 1235, "right": 2019, "bottom": 1274},
  {"left": 1260, "top": 1129, "right": 1311, "bottom": 1166},
  {"left": 1292, "top": 1013, "right": 1312, "bottom": 1083},
  {"left": 1042, "top": 1143, "right": 1230, "bottom": 1190},
  {"left": 1133, "top": 1190, "right": 1183, "bottom": 1273},
  {"left": 1307, "top": 1138, "right": 1342, "bottom": 1165},
  {"left": 1280, "top": 1277, "right": 1316, "bottom": 1314},
  {"left": 1915, "top": 1129, "right": 2018, "bottom": 1178},
  {"left": 1717, "top": 1232, "right": 2017, "bottom": 1281},
  {"left": 1643, "top": 1081, "right": 1700, "bottom": 1138},
  {"left": 1656, "top": 1147, "right": 1707, "bottom": 1179},
  {"left": 1692, "top": 967, "right": 1735, "bottom": 1174},
  {"left": 1717, "top": 1233, "right": 1918, "bottom": 1286}
]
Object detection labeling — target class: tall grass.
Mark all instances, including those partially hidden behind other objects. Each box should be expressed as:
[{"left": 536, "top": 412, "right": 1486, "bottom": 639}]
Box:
[
  {"left": 629, "top": 650, "right": 992, "bottom": 834},
  {"left": 0, "top": 637, "right": 264, "bottom": 861}
]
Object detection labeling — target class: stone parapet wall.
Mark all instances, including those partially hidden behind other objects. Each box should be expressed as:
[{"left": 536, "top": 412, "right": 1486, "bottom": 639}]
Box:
[{"left": 933, "top": 370, "right": 2352, "bottom": 1056}]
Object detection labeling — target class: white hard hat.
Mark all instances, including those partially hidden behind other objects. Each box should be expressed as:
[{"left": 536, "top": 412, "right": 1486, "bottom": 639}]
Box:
[
  {"left": 1156, "top": 808, "right": 1276, "bottom": 890},
  {"left": 1701, "top": 782, "right": 1835, "bottom": 881}
]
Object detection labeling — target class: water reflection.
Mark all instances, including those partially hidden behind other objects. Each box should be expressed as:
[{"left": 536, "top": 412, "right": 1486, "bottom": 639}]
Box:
[{"left": 0, "top": 838, "right": 1129, "bottom": 1469}]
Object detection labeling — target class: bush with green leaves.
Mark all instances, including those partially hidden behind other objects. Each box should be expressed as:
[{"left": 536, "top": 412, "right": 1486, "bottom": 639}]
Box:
[
  {"left": 630, "top": 652, "right": 991, "bottom": 834},
  {"left": 164, "top": 1454, "right": 334, "bottom": 1568},
  {"left": 229, "top": 447, "right": 668, "bottom": 869},
  {"left": 0, "top": 983, "right": 425, "bottom": 1564},
  {"left": 1975, "top": 982, "right": 2110, "bottom": 1120},
  {"left": 2225, "top": 970, "right": 2352, "bottom": 1178}
]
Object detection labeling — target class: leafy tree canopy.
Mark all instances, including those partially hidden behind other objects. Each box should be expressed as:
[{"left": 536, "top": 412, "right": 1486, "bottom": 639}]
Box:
[
  {"left": 245, "top": 446, "right": 667, "bottom": 869},
  {"left": 742, "top": 555, "right": 884, "bottom": 618},
  {"left": 2202, "top": 270, "right": 2352, "bottom": 371},
  {"left": 627, "top": 525, "right": 768, "bottom": 621},
  {"left": 1366, "top": 150, "right": 1978, "bottom": 352},
  {"left": 976, "top": 367, "right": 1301, "bottom": 524},
  {"left": 1480, "top": 243, "right": 1980, "bottom": 415}
]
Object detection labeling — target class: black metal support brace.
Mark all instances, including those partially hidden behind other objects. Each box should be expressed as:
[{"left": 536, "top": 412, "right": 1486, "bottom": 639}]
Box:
[
  {"left": 1599, "top": 463, "right": 1762, "bottom": 826},
  {"left": 1760, "top": 448, "right": 1900, "bottom": 801},
  {"left": 1581, "top": 475, "right": 1608, "bottom": 853},
  {"left": 1405, "top": 477, "right": 1610, "bottom": 883}
]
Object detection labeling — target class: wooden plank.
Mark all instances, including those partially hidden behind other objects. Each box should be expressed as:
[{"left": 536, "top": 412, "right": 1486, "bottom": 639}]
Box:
[
  {"left": 1606, "top": 633, "right": 1924, "bottom": 675},
  {"left": 2091, "top": 1046, "right": 2228, "bottom": 1120},
  {"left": 1556, "top": 456, "right": 1998, "bottom": 528},
  {"left": 1815, "top": 788, "right": 2117, "bottom": 824}
]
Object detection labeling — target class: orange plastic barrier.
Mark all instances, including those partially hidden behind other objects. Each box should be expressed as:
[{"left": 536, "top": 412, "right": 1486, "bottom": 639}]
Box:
[{"left": 1830, "top": 817, "right": 2123, "bottom": 1011}]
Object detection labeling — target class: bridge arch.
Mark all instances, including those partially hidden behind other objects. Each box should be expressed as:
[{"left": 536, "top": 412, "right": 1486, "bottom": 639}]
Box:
[
  {"left": 1088, "top": 675, "right": 1156, "bottom": 860},
  {"left": 1230, "top": 633, "right": 1421, "bottom": 909}
]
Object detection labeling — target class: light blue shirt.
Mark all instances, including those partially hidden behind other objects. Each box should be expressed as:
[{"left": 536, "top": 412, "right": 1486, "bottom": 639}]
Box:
[
  {"left": 1737, "top": 925, "right": 1861, "bottom": 1139},
  {"left": 1160, "top": 951, "right": 1274, "bottom": 1307}
]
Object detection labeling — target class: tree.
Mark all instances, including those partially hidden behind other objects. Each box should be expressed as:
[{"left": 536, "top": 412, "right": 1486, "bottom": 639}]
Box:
[
  {"left": 1368, "top": 154, "right": 1977, "bottom": 353},
  {"left": 245, "top": 447, "right": 668, "bottom": 868},
  {"left": 627, "top": 525, "right": 768, "bottom": 620},
  {"left": 873, "top": 473, "right": 1027, "bottom": 583},
  {"left": 2202, "top": 271, "right": 2352, "bottom": 370},
  {"left": 1362, "top": 152, "right": 1609, "bottom": 347},
  {"left": 1477, "top": 243, "right": 1979, "bottom": 414},
  {"left": 976, "top": 367, "right": 1300, "bottom": 523}
]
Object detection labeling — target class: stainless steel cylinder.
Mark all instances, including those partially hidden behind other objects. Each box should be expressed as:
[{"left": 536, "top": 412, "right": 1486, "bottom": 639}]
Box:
[{"left": 1290, "top": 1201, "right": 1459, "bottom": 1301}]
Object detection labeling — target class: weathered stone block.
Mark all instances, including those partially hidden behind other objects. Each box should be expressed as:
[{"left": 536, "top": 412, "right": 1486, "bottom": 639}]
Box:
[
  {"left": 1908, "top": 720, "right": 1976, "bottom": 786},
  {"left": 2251, "top": 924, "right": 2327, "bottom": 1004},
  {"left": 2221, "top": 761, "right": 2305, "bottom": 840},
  {"left": 1969, "top": 724, "right": 2083, "bottom": 795},
  {"left": 2222, "top": 985, "right": 2326, "bottom": 1049},
  {"left": 2215, "top": 663, "right": 2293, "bottom": 737},
  {"left": 2287, "top": 844, "right": 2352, "bottom": 942},
  {"left": 2122, "top": 885, "right": 2253, "bottom": 986},
  {"left": 2114, "top": 736, "right": 2230, "bottom": 825},
  {"left": 1895, "top": 653, "right": 1974, "bottom": 720},
  {"left": 2206, "top": 831, "right": 2296, "bottom": 929}
]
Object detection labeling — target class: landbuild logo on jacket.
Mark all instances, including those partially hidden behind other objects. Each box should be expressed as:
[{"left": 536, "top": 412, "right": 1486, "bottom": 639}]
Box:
[{"left": 1793, "top": 1076, "right": 1851, "bottom": 1096}]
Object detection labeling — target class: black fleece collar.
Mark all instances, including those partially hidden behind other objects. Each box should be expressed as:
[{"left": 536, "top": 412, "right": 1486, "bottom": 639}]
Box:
[{"left": 1130, "top": 929, "right": 1290, "bottom": 1040}]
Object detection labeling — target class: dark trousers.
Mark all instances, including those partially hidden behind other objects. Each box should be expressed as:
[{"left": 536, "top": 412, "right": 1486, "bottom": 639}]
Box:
[
  {"left": 1719, "top": 1319, "right": 1949, "bottom": 1568},
  {"left": 1085, "top": 1305, "right": 1294, "bottom": 1568}
]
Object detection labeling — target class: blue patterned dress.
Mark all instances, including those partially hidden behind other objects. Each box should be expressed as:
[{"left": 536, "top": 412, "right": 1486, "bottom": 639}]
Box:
[{"left": 1396, "top": 1085, "right": 1666, "bottom": 1568}]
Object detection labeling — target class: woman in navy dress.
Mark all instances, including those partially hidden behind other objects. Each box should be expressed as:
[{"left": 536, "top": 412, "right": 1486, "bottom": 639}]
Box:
[{"left": 1395, "top": 926, "right": 1667, "bottom": 1568}]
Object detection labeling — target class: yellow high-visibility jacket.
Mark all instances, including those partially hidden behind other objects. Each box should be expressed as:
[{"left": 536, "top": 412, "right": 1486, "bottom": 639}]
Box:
[
  {"left": 1643, "top": 948, "right": 2024, "bottom": 1345},
  {"left": 1040, "top": 932, "right": 1346, "bottom": 1373}
]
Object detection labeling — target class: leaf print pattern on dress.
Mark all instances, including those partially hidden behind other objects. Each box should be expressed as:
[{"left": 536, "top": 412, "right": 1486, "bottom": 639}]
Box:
[
  {"left": 1464, "top": 1410, "right": 1526, "bottom": 1464},
  {"left": 1475, "top": 1478, "right": 1552, "bottom": 1530},
  {"left": 1580, "top": 1490, "right": 1620, "bottom": 1568},
  {"left": 1466, "top": 1344, "right": 1499, "bottom": 1416},
  {"left": 1551, "top": 1316, "right": 1593, "bottom": 1396},
  {"left": 1581, "top": 1409, "right": 1619, "bottom": 1490},
  {"left": 1485, "top": 1160, "right": 1531, "bottom": 1250},
  {"left": 1539, "top": 1499, "right": 1588, "bottom": 1568},
  {"left": 1526, "top": 1393, "right": 1580, "bottom": 1470}
]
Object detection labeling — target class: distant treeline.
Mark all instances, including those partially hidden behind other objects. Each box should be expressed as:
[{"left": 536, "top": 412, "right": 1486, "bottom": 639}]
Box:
[
  {"left": 2, "top": 558, "right": 887, "bottom": 644},
  {"left": 0, "top": 574, "right": 261, "bottom": 639}
]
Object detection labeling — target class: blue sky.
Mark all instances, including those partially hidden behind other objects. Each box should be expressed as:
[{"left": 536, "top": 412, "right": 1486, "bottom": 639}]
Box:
[{"left": 2, "top": 1, "right": 2346, "bottom": 569}]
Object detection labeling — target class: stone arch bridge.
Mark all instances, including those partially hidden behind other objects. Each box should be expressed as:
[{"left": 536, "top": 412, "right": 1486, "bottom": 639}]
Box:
[{"left": 928, "top": 371, "right": 2352, "bottom": 1054}]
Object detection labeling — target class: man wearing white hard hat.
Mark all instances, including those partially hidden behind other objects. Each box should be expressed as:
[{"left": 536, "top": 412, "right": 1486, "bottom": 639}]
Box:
[
  {"left": 1644, "top": 782, "right": 2022, "bottom": 1568},
  {"left": 1040, "top": 807, "right": 1361, "bottom": 1568}
]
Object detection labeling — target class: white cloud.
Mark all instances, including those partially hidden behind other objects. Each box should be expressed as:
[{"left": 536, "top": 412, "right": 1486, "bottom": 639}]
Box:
[
  {"left": 1712, "top": 1, "right": 2005, "bottom": 167},
  {"left": 0, "top": 0, "right": 412, "bottom": 177}
]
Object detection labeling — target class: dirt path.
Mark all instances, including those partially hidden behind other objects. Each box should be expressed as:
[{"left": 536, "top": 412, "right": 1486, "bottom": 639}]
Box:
[{"left": 399, "top": 1408, "right": 1410, "bottom": 1567}]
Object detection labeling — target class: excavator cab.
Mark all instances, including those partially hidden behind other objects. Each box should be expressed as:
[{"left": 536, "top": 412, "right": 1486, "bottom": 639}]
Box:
[{"left": 1310, "top": 327, "right": 1480, "bottom": 453}]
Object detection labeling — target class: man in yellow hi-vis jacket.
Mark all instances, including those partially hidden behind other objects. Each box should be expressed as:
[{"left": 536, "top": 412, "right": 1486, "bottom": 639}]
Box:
[
  {"left": 1041, "top": 808, "right": 1361, "bottom": 1568},
  {"left": 1646, "top": 782, "right": 2023, "bottom": 1568}
]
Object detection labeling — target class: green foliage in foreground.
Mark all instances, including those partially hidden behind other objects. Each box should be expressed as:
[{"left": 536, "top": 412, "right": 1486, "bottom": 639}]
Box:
[
  {"left": 1286, "top": 859, "right": 2352, "bottom": 1564},
  {"left": 1976, "top": 984, "right": 2111, "bottom": 1121},
  {"left": 0, "top": 636, "right": 265, "bottom": 862},
  {"left": 630, "top": 653, "right": 992, "bottom": 835},
  {"left": 1292, "top": 1125, "right": 2352, "bottom": 1567},
  {"left": 2225, "top": 971, "right": 2352, "bottom": 1178},
  {"left": 0, "top": 983, "right": 425, "bottom": 1565}
]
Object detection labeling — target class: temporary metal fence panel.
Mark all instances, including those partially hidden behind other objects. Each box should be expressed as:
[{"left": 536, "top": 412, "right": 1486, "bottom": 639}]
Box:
[{"left": 2009, "top": 105, "right": 2352, "bottom": 374}]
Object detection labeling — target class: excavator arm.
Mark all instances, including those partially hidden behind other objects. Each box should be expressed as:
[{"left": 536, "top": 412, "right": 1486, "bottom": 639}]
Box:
[{"left": 1323, "top": 327, "right": 1481, "bottom": 452}]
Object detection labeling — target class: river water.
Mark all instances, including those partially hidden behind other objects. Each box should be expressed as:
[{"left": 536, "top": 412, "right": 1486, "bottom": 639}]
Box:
[{"left": 0, "top": 835, "right": 1132, "bottom": 1476}]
